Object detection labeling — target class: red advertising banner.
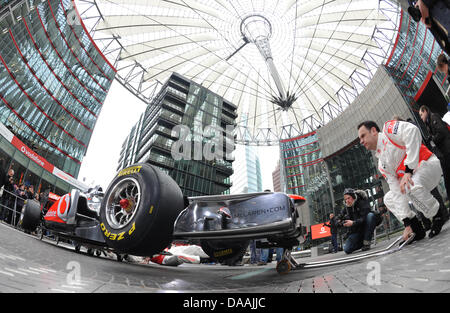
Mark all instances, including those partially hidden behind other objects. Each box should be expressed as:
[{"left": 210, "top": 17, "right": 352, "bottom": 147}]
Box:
[
  {"left": 0, "top": 122, "right": 89, "bottom": 191},
  {"left": 11, "top": 136, "right": 55, "bottom": 173},
  {"left": 311, "top": 222, "right": 332, "bottom": 240}
]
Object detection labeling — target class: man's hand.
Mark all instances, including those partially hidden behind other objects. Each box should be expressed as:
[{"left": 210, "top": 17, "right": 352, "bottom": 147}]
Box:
[
  {"left": 343, "top": 220, "right": 354, "bottom": 227},
  {"left": 416, "top": 0, "right": 431, "bottom": 28},
  {"left": 402, "top": 225, "right": 413, "bottom": 241},
  {"left": 400, "top": 173, "right": 414, "bottom": 194}
]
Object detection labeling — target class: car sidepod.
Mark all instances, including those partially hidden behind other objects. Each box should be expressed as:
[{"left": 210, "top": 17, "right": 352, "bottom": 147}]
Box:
[{"left": 173, "top": 192, "right": 299, "bottom": 240}]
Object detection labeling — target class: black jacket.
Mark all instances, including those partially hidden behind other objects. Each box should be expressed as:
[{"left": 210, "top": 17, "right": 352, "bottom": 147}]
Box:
[
  {"left": 425, "top": 112, "right": 450, "bottom": 159},
  {"left": 3, "top": 176, "right": 15, "bottom": 201},
  {"left": 0, "top": 160, "right": 6, "bottom": 188},
  {"left": 422, "top": 0, "right": 450, "bottom": 55},
  {"left": 338, "top": 195, "right": 371, "bottom": 234}
]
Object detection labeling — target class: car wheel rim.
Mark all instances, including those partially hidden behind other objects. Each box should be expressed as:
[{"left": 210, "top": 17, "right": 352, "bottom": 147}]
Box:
[{"left": 106, "top": 178, "right": 142, "bottom": 230}]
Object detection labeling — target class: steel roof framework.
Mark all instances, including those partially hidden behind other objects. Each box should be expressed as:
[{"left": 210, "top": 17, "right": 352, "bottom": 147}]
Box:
[{"left": 74, "top": 0, "right": 400, "bottom": 145}]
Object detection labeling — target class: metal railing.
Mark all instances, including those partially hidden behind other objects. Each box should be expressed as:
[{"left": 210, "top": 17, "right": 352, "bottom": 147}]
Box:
[{"left": 0, "top": 187, "right": 32, "bottom": 228}]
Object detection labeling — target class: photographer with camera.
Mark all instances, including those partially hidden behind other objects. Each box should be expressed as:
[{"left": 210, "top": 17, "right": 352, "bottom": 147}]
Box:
[
  {"left": 408, "top": 0, "right": 450, "bottom": 55},
  {"left": 338, "top": 188, "right": 379, "bottom": 254}
]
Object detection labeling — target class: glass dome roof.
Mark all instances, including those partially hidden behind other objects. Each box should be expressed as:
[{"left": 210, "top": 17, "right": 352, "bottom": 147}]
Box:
[{"left": 75, "top": 0, "right": 400, "bottom": 145}]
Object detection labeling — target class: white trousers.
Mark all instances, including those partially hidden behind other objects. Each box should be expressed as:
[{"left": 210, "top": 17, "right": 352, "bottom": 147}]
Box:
[{"left": 384, "top": 155, "right": 443, "bottom": 222}]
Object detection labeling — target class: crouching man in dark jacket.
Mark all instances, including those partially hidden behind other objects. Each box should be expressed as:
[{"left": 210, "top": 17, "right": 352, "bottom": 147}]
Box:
[{"left": 339, "top": 188, "right": 378, "bottom": 254}]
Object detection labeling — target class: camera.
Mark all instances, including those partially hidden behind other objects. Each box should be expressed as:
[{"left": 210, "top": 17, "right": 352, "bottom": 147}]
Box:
[{"left": 336, "top": 215, "right": 350, "bottom": 227}]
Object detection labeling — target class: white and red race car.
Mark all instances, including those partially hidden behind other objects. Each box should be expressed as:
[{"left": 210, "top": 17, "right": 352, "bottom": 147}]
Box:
[{"left": 20, "top": 163, "right": 306, "bottom": 273}]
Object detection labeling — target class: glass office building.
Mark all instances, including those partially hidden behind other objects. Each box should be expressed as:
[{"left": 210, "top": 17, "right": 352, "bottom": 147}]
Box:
[
  {"left": 280, "top": 131, "right": 332, "bottom": 224},
  {"left": 230, "top": 144, "right": 262, "bottom": 194},
  {"left": 118, "top": 72, "right": 237, "bottom": 197},
  {"left": 324, "top": 140, "right": 384, "bottom": 217},
  {"left": 0, "top": 0, "right": 115, "bottom": 194},
  {"left": 281, "top": 131, "right": 395, "bottom": 227},
  {"left": 281, "top": 132, "right": 323, "bottom": 196},
  {"left": 384, "top": 9, "right": 449, "bottom": 109}
]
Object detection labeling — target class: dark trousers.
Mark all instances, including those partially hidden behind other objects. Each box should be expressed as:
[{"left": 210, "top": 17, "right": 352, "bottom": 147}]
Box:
[
  {"left": 331, "top": 233, "right": 338, "bottom": 252},
  {"left": 440, "top": 157, "right": 450, "bottom": 201},
  {"left": 0, "top": 197, "right": 12, "bottom": 223},
  {"left": 344, "top": 212, "right": 377, "bottom": 254}
]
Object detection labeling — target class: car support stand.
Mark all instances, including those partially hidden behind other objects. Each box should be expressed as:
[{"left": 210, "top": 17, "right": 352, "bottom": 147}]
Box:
[{"left": 276, "top": 233, "right": 415, "bottom": 274}]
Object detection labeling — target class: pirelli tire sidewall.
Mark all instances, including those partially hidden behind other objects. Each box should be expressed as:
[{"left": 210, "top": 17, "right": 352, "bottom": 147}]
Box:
[
  {"left": 99, "top": 163, "right": 184, "bottom": 256},
  {"left": 200, "top": 239, "right": 250, "bottom": 264},
  {"left": 20, "top": 199, "right": 41, "bottom": 232}
]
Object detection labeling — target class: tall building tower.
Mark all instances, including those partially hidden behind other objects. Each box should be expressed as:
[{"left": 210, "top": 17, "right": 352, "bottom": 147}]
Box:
[
  {"left": 272, "top": 160, "right": 282, "bottom": 193},
  {"left": 230, "top": 144, "right": 262, "bottom": 194},
  {"left": 118, "top": 72, "right": 237, "bottom": 197},
  {"left": 0, "top": 0, "right": 115, "bottom": 194},
  {"left": 280, "top": 131, "right": 326, "bottom": 225}
]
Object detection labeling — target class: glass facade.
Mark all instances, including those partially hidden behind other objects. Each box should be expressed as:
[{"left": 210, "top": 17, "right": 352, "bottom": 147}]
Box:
[
  {"left": 0, "top": 0, "right": 115, "bottom": 193},
  {"left": 0, "top": 134, "right": 70, "bottom": 195},
  {"left": 324, "top": 141, "right": 402, "bottom": 233},
  {"left": 325, "top": 141, "right": 380, "bottom": 207},
  {"left": 281, "top": 132, "right": 322, "bottom": 195},
  {"left": 280, "top": 132, "right": 331, "bottom": 224},
  {"left": 230, "top": 144, "right": 262, "bottom": 194},
  {"left": 118, "top": 73, "right": 237, "bottom": 197}
]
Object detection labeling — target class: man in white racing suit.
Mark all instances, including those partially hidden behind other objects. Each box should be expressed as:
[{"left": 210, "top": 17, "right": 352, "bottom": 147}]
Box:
[{"left": 357, "top": 120, "right": 445, "bottom": 241}]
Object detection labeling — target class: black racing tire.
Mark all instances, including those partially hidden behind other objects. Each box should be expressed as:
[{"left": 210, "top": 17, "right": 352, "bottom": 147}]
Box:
[
  {"left": 200, "top": 239, "right": 249, "bottom": 264},
  {"left": 20, "top": 200, "right": 41, "bottom": 232},
  {"left": 99, "top": 163, "right": 185, "bottom": 256}
]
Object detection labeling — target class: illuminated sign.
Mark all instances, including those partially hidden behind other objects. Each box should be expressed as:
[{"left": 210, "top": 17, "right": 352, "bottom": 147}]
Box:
[{"left": 311, "top": 223, "right": 331, "bottom": 240}]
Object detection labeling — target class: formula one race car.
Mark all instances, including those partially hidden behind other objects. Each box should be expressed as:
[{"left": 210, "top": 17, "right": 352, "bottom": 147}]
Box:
[{"left": 20, "top": 163, "right": 306, "bottom": 271}]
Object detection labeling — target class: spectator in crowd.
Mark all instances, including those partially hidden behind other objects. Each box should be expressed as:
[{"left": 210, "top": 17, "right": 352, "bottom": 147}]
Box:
[
  {"left": 39, "top": 189, "right": 50, "bottom": 215},
  {"left": 26, "top": 185, "right": 35, "bottom": 200},
  {"left": 258, "top": 247, "right": 269, "bottom": 266},
  {"left": 437, "top": 54, "right": 450, "bottom": 85},
  {"left": 0, "top": 159, "right": 6, "bottom": 220},
  {"left": 0, "top": 159, "right": 6, "bottom": 188},
  {"left": 443, "top": 103, "right": 450, "bottom": 126},
  {"left": 1, "top": 168, "right": 15, "bottom": 223},
  {"left": 261, "top": 247, "right": 285, "bottom": 264},
  {"left": 338, "top": 188, "right": 378, "bottom": 254},
  {"left": 249, "top": 239, "right": 260, "bottom": 265},
  {"left": 357, "top": 120, "right": 445, "bottom": 242},
  {"left": 419, "top": 105, "right": 450, "bottom": 203},
  {"left": 323, "top": 213, "right": 339, "bottom": 253},
  {"left": 13, "top": 184, "right": 26, "bottom": 226},
  {"left": 274, "top": 247, "right": 284, "bottom": 263}
]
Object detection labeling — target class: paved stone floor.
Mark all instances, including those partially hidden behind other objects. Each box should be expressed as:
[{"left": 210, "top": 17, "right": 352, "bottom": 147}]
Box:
[{"left": 0, "top": 220, "right": 449, "bottom": 293}]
